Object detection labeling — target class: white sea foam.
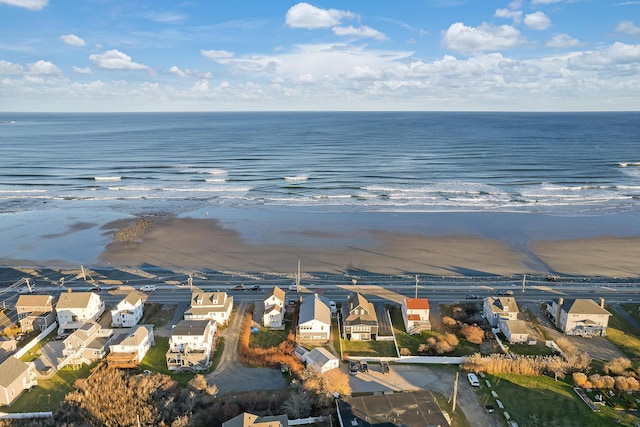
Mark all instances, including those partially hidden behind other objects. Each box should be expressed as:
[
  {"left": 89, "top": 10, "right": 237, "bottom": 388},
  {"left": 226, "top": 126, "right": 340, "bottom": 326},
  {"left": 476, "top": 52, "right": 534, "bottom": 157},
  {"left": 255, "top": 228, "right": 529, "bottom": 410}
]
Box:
[
  {"left": 284, "top": 175, "right": 309, "bottom": 181},
  {"left": 94, "top": 176, "right": 121, "bottom": 181}
]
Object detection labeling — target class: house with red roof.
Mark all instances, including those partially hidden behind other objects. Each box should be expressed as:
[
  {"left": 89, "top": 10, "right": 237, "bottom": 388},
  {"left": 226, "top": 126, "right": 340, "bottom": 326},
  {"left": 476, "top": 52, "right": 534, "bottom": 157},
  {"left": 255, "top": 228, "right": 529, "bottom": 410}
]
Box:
[{"left": 402, "top": 298, "right": 431, "bottom": 335}]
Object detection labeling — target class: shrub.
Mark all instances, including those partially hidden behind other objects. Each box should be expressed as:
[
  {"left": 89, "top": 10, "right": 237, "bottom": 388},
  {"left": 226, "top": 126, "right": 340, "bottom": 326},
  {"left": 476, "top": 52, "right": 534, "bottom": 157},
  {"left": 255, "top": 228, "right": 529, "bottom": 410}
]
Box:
[
  {"left": 400, "top": 347, "right": 411, "bottom": 356},
  {"left": 442, "top": 316, "right": 457, "bottom": 327},
  {"left": 460, "top": 324, "right": 484, "bottom": 344},
  {"left": 573, "top": 372, "right": 588, "bottom": 387},
  {"left": 604, "top": 357, "right": 632, "bottom": 375},
  {"left": 419, "top": 333, "right": 459, "bottom": 355}
]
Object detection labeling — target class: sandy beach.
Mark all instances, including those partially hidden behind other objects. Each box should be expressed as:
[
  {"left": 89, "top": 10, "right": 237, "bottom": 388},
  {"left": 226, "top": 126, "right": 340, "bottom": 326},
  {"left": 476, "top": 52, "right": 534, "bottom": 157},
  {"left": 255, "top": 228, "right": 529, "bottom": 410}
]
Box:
[{"left": 1, "top": 208, "right": 639, "bottom": 279}]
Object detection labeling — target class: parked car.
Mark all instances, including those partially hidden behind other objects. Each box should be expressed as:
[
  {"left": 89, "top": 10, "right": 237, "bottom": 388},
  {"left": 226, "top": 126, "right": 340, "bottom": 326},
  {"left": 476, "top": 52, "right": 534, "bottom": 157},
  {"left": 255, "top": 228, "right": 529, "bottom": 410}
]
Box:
[
  {"left": 231, "top": 284, "right": 245, "bottom": 291},
  {"left": 249, "top": 284, "right": 261, "bottom": 291},
  {"left": 140, "top": 285, "right": 157, "bottom": 292},
  {"left": 499, "top": 290, "right": 514, "bottom": 296},
  {"left": 359, "top": 361, "right": 368, "bottom": 372},
  {"left": 485, "top": 405, "right": 495, "bottom": 414},
  {"left": 381, "top": 361, "right": 390, "bottom": 374},
  {"left": 467, "top": 373, "right": 480, "bottom": 387},
  {"left": 465, "top": 294, "right": 479, "bottom": 300},
  {"left": 289, "top": 284, "right": 298, "bottom": 292},
  {"left": 329, "top": 300, "right": 337, "bottom": 314},
  {"left": 349, "top": 361, "right": 358, "bottom": 376}
]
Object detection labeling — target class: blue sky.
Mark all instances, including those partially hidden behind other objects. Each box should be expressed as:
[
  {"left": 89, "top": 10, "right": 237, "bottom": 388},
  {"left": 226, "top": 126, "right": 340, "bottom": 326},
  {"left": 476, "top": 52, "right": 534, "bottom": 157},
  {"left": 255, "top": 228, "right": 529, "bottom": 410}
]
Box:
[{"left": 1, "top": 0, "right": 639, "bottom": 111}]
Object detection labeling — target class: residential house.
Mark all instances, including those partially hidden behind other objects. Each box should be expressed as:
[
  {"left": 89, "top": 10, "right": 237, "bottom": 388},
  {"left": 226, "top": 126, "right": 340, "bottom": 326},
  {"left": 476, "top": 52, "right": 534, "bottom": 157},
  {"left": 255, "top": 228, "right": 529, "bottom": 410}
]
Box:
[
  {"left": 223, "top": 412, "right": 289, "bottom": 427},
  {"left": 56, "top": 292, "right": 105, "bottom": 333},
  {"left": 304, "top": 347, "right": 339, "bottom": 373},
  {"left": 263, "top": 286, "right": 285, "bottom": 328},
  {"left": 62, "top": 320, "right": 113, "bottom": 367},
  {"left": 548, "top": 298, "right": 611, "bottom": 336},
  {"left": 343, "top": 294, "right": 378, "bottom": 341},
  {"left": 498, "top": 318, "right": 530, "bottom": 344},
  {"left": 184, "top": 292, "right": 233, "bottom": 326},
  {"left": 166, "top": 319, "right": 218, "bottom": 371},
  {"left": 16, "top": 295, "right": 56, "bottom": 333},
  {"left": 0, "top": 356, "right": 37, "bottom": 406},
  {"left": 107, "top": 325, "right": 154, "bottom": 368},
  {"left": 296, "top": 294, "right": 331, "bottom": 342},
  {"left": 111, "top": 290, "right": 146, "bottom": 328},
  {"left": 401, "top": 297, "right": 431, "bottom": 335},
  {"left": 483, "top": 297, "right": 519, "bottom": 327}
]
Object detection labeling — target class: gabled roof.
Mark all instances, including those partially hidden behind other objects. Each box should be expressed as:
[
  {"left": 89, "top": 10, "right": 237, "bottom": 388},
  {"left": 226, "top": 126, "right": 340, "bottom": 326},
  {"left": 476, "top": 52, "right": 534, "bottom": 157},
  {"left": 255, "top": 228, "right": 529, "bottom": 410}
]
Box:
[
  {"left": 0, "top": 356, "right": 30, "bottom": 388},
  {"left": 112, "top": 325, "right": 152, "bottom": 348},
  {"left": 190, "top": 292, "right": 229, "bottom": 308},
  {"left": 485, "top": 297, "right": 519, "bottom": 314},
  {"left": 558, "top": 299, "right": 611, "bottom": 316},
  {"left": 16, "top": 294, "right": 53, "bottom": 308},
  {"left": 298, "top": 294, "right": 331, "bottom": 326},
  {"left": 306, "top": 347, "right": 338, "bottom": 367},
  {"left": 56, "top": 292, "right": 100, "bottom": 310},
  {"left": 405, "top": 298, "right": 429, "bottom": 310},
  {"left": 64, "top": 320, "right": 101, "bottom": 344},
  {"left": 345, "top": 294, "right": 377, "bottom": 325},
  {"left": 223, "top": 412, "right": 288, "bottom": 427},
  {"left": 265, "top": 286, "right": 285, "bottom": 303},
  {"left": 120, "top": 290, "right": 146, "bottom": 308}
]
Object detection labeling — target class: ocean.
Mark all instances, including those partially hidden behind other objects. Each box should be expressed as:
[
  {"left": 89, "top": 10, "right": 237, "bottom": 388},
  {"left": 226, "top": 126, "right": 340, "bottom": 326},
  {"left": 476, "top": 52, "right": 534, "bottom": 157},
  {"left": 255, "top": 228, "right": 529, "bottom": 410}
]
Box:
[
  {"left": 0, "top": 112, "right": 639, "bottom": 268},
  {"left": 1, "top": 111, "right": 639, "bottom": 216}
]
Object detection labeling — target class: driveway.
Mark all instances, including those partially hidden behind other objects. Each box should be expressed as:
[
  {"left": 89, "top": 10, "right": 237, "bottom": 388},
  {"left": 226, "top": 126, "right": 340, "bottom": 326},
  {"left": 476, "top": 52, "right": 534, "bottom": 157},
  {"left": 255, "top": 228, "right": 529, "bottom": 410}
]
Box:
[
  {"left": 206, "top": 302, "right": 286, "bottom": 395},
  {"left": 347, "top": 363, "right": 501, "bottom": 427}
]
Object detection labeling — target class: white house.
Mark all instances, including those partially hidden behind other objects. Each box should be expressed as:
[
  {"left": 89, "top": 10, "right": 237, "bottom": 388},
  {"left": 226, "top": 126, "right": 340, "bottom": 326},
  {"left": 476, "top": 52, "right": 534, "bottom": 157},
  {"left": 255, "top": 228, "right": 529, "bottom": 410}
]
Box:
[
  {"left": 62, "top": 320, "right": 113, "bottom": 367},
  {"left": 498, "top": 318, "right": 530, "bottom": 344},
  {"left": 483, "top": 297, "right": 519, "bottom": 327},
  {"left": 548, "top": 298, "right": 611, "bottom": 336},
  {"left": 56, "top": 292, "right": 105, "bottom": 333},
  {"left": 401, "top": 297, "right": 431, "bottom": 335},
  {"left": 111, "top": 291, "right": 146, "bottom": 328},
  {"left": 0, "top": 357, "right": 37, "bottom": 406},
  {"left": 296, "top": 294, "right": 331, "bottom": 342},
  {"left": 343, "top": 294, "right": 378, "bottom": 341},
  {"left": 166, "top": 319, "right": 218, "bottom": 371},
  {"left": 107, "top": 325, "right": 155, "bottom": 368},
  {"left": 304, "top": 347, "right": 339, "bottom": 374},
  {"left": 184, "top": 292, "right": 233, "bottom": 326},
  {"left": 263, "top": 286, "right": 285, "bottom": 328}
]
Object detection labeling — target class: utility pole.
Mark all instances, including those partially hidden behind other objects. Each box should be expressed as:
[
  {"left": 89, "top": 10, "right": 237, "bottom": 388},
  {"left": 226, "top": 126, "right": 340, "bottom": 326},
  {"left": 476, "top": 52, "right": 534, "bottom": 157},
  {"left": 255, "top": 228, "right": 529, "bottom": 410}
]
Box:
[
  {"left": 415, "top": 274, "right": 419, "bottom": 299},
  {"left": 522, "top": 274, "right": 526, "bottom": 294},
  {"left": 296, "top": 259, "right": 301, "bottom": 289},
  {"left": 188, "top": 274, "right": 193, "bottom": 290},
  {"left": 452, "top": 371, "right": 459, "bottom": 412},
  {"left": 25, "top": 278, "right": 32, "bottom": 293},
  {"left": 80, "top": 265, "right": 86, "bottom": 281}
]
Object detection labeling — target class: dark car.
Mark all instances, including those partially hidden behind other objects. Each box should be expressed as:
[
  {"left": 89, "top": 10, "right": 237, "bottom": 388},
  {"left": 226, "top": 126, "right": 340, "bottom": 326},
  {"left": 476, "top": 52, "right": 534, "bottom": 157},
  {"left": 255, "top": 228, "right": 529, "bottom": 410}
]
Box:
[
  {"left": 381, "top": 361, "right": 390, "bottom": 374},
  {"left": 249, "top": 285, "right": 261, "bottom": 291},
  {"left": 359, "top": 361, "right": 369, "bottom": 372},
  {"left": 465, "top": 294, "right": 479, "bottom": 300}
]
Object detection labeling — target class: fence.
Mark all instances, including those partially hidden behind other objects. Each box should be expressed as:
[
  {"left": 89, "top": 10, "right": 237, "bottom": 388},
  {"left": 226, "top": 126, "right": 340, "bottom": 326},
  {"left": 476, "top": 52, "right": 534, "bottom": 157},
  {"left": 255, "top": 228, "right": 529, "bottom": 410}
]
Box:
[
  {"left": 289, "top": 415, "right": 328, "bottom": 425},
  {"left": 0, "top": 412, "right": 53, "bottom": 420},
  {"left": 15, "top": 322, "right": 57, "bottom": 359}
]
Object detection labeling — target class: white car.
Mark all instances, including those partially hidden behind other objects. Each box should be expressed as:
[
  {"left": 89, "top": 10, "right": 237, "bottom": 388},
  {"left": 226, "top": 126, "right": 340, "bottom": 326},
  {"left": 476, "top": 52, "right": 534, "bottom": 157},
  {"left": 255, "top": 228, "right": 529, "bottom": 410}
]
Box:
[
  {"left": 467, "top": 373, "right": 480, "bottom": 387},
  {"left": 329, "top": 300, "right": 337, "bottom": 314},
  {"left": 289, "top": 284, "right": 298, "bottom": 292},
  {"left": 140, "top": 285, "right": 157, "bottom": 292}
]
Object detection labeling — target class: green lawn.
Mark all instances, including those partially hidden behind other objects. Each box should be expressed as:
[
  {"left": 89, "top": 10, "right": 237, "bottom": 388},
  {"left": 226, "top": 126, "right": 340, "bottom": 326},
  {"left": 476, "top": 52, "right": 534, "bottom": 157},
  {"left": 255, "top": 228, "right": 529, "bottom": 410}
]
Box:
[
  {"left": 620, "top": 303, "right": 640, "bottom": 326},
  {"left": 250, "top": 327, "right": 289, "bottom": 349},
  {"left": 341, "top": 339, "right": 397, "bottom": 358},
  {"left": 606, "top": 307, "right": 640, "bottom": 361},
  {"left": 4, "top": 364, "right": 94, "bottom": 413},
  {"left": 478, "top": 373, "right": 640, "bottom": 426}
]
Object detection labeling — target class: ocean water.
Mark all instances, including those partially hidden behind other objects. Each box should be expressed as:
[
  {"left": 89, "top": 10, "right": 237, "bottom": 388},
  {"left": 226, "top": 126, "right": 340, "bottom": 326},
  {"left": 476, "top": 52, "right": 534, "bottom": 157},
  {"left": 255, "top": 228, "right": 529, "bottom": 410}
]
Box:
[{"left": 1, "top": 111, "right": 639, "bottom": 216}]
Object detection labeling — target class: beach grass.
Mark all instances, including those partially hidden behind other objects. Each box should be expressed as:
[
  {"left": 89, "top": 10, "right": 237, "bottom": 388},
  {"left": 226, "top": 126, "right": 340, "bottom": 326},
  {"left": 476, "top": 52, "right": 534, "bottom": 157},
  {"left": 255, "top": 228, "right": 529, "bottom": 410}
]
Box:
[
  {"left": 478, "top": 373, "right": 640, "bottom": 426},
  {"left": 4, "top": 364, "right": 94, "bottom": 413}
]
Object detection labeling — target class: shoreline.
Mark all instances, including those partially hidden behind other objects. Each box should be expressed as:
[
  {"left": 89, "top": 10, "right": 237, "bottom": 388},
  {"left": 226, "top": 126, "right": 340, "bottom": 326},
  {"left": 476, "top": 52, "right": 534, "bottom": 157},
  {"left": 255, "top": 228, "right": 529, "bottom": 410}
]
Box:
[{"left": 1, "top": 208, "right": 639, "bottom": 280}]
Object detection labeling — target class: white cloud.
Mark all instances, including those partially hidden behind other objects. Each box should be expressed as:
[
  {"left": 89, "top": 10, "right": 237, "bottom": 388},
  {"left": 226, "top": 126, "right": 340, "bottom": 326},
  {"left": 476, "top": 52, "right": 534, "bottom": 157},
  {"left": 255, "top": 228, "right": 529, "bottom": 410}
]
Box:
[
  {"left": 524, "top": 11, "right": 551, "bottom": 30},
  {"left": 201, "top": 49, "right": 235, "bottom": 60},
  {"left": 285, "top": 2, "right": 357, "bottom": 29},
  {"left": 568, "top": 42, "right": 640, "bottom": 71},
  {"left": 60, "top": 34, "right": 86, "bottom": 47},
  {"left": 495, "top": 8, "right": 522, "bottom": 24},
  {"left": 546, "top": 33, "right": 580, "bottom": 49},
  {"left": 442, "top": 22, "right": 525, "bottom": 53},
  {"left": 168, "top": 66, "right": 212, "bottom": 79},
  {"left": 0, "top": 0, "right": 48, "bottom": 11},
  {"left": 615, "top": 20, "right": 640, "bottom": 36},
  {"left": 332, "top": 25, "right": 387, "bottom": 40},
  {"left": 0, "top": 60, "right": 24, "bottom": 75},
  {"left": 89, "top": 50, "right": 150, "bottom": 71},
  {"left": 191, "top": 80, "right": 209, "bottom": 93},
  {"left": 27, "top": 60, "right": 62, "bottom": 76},
  {"left": 72, "top": 66, "right": 92, "bottom": 74},
  {"left": 531, "top": 0, "right": 565, "bottom": 4},
  {"left": 145, "top": 11, "right": 186, "bottom": 24}
]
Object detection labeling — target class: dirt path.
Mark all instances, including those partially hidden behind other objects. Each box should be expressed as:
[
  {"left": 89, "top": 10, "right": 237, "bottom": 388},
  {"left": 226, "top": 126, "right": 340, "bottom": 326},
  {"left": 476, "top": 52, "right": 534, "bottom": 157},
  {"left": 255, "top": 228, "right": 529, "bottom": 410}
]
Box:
[{"left": 207, "top": 301, "right": 247, "bottom": 379}]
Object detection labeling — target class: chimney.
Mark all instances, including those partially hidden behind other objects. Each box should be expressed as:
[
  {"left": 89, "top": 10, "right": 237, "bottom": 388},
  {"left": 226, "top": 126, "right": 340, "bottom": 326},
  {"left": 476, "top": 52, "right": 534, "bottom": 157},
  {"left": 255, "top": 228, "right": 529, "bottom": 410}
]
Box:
[
  {"left": 600, "top": 298, "right": 605, "bottom": 309},
  {"left": 556, "top": 298, "right": 564, "bottom": 328}
]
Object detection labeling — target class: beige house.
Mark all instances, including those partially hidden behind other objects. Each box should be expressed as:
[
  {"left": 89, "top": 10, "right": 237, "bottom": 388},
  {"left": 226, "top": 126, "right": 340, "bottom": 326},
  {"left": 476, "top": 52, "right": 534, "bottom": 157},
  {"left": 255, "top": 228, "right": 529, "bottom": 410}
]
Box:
[
  {"left": 166, "top": 319, "right": 218, "bottom": 371},
  {"left": 56, "top": 292, "right": 105, "bottom": 333},
  {"left": 548, "top": 298, "right": 611, "bottom": 336},
  {"left": 263, "top": 286, "right": 285, "bottom": 328},
  {"left": 344, "top": 294, "right": 378, "bottom": 341},
  {"left": 62, "top": 320, "right": 113, "bottom": 367},
  {"left": 483, "top": 297, "right": 519, "bottom": 327},
  {"left": 499, "top": 318, "right": 530, "bottom": 344},
  {"left": 16, "top": 294, "right": 56, "bottom": 333},
  {"left": 0, "top": 356, "right": 37, "bottom": 406},
  {"left": 184, "top": 292, "right": 233, "bottom": 326},
  {"left": 223, "top": 412, "right": 288, "bottom": 427},
  {"left": 401, "top": 297, "right": 431, "bottom": 335}
]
